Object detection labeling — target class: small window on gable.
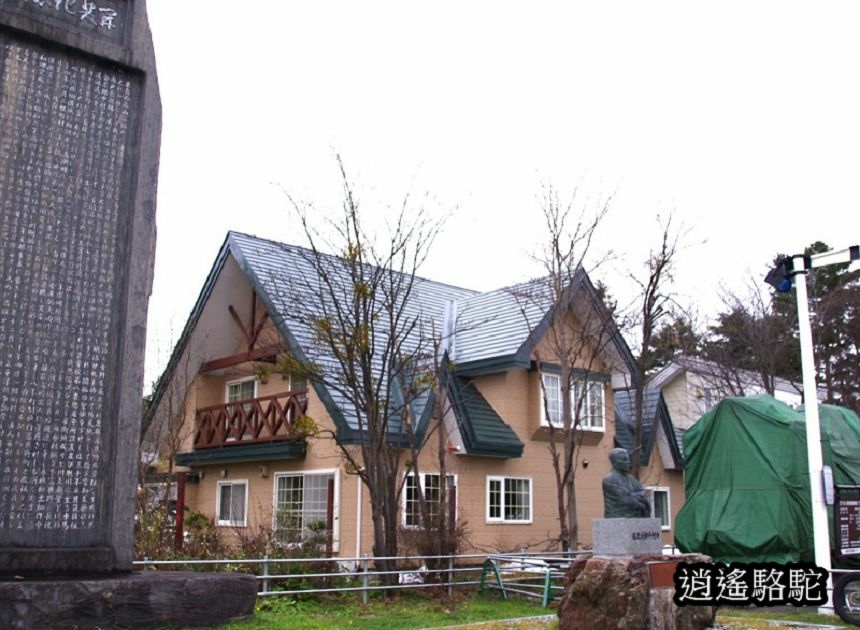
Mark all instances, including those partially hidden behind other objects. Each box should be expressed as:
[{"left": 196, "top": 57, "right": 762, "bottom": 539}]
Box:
[
  {"left": 540, "top": 372, "right": 605, "bottom": 431},
  {"left": 540, "top": 373, "right": 562, "bottom": 426},
  {"left": 286, "top": 373, "right": 308, "bottom": 405},
  {"left": 226, "top": 378, "right": 256, "bottom": 404}
]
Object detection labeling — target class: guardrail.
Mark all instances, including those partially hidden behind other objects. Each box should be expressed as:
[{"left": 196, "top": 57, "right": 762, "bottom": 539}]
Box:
[{"left": 134, "top": 550, "right": 585, "bottom": 601}]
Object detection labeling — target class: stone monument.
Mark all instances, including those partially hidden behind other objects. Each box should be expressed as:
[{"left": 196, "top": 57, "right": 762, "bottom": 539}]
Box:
[
  {"left": 556, "top": 448, "right": 716, "bottom": 629},
  {"left": 593, "top": 447, "right": 662, "bottom": 556},
  {"left": 0, "top": 0, "right": 159, "bottom": 578},
  {"left": 0, "top": 2, "right": 255, "bottom": 627}
]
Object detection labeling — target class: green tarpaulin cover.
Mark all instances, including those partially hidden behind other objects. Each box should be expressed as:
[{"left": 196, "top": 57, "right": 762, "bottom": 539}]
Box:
[{"left": 674, "top": 395, "right": 860, "bottom": 564}]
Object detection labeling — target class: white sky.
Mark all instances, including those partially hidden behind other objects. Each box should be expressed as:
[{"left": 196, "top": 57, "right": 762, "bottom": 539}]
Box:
[{"left": 143, "top": 2, "right": 860, "bottom": 386}]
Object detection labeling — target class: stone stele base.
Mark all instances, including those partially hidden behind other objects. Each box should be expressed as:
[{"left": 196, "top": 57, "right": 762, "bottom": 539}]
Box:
[
  {"left": 557, "top": 554, "right": 716, "bottom": 630},
  {"left": 0, "top": 571, "right": 257, "bottom": 630}
]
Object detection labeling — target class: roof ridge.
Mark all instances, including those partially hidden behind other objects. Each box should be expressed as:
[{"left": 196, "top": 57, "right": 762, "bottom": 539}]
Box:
[{"left": 227, "top": 230, "right": 480, "bottom": 295}]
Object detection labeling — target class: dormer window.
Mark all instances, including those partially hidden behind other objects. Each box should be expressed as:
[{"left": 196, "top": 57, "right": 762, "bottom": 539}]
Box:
[{"left": 540, "top": 372, "right": 605, "bottom": 431}]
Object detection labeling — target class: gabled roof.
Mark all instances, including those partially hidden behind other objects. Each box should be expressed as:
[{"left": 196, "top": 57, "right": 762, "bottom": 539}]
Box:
[
  {"left": 614, "top": 387, "right": 684, "bottom": 469},
  {"left": 146, "top": 231, "right": 634, "bottom": 450},
  {"left": 454, "top": 272, "right": 637, "bottom": 380},
  {"left": 648, "top": 354, "right": 825, "bottom": 402}
]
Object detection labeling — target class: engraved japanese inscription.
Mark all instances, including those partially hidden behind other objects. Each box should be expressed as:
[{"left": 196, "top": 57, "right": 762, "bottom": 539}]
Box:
[
  {"left": 0, "top": 36, "right": 134, "bottom": 540},
  {"left": 3, "top": 0, "right": 129, "bottom": 44}
]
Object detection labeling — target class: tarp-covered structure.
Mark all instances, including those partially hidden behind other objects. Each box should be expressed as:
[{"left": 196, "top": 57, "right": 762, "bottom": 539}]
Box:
[{"left": 675, "top": 395, "right": 860, "bottom": 564}]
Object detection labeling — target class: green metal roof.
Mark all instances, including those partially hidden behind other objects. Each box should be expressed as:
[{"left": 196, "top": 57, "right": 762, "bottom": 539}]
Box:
[
  {"left": 175, "top": 440, "right": 307, "bottom": 467},
  {"left": 447, "top": 376, "right": 524, "bottom": 458}
]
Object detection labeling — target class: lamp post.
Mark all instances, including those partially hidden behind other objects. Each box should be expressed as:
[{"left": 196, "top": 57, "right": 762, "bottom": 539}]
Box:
[{"left": 765, "top": 245, "right": 859, "bottom": 608}]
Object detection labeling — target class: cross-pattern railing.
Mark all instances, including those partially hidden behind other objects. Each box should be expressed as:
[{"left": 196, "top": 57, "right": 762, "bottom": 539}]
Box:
[{"left": 193, "top": 390, "right": 308, "bottom": 449}]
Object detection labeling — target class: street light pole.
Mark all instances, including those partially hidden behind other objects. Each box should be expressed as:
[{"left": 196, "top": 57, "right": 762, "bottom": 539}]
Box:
[
  {"left": 791, "top": 258, "right": 830, "bottom": 587},
  {"left": 766, "top": 245, "right": 859, "bottom": 610}
]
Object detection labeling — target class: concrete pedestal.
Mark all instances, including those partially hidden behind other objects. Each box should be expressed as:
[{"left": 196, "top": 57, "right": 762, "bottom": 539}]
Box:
[
  {"left": 0, "top": 571, "right": 257, "bottom": 630},
  {"left": 592, "top": 517, "right": 663, "bottom": 556}
]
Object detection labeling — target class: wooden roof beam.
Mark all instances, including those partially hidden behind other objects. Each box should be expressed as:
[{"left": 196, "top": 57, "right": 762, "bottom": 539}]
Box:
[{"left": 199, "top": 343, "right": 288, "bottom": 373}]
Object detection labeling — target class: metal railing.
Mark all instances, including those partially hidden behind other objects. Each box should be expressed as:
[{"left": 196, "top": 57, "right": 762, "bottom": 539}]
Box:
[{"left": 133, "top": 550, "right": 584, "bottom": 602}]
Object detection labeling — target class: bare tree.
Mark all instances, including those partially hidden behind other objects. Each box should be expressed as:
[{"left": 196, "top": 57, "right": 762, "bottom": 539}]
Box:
[
  {"left": 701, "top": 276, "right": 800, "bottom": 399},
  {"left": 137, "top": 338, "right": 199, "bottom": 558},
  {"left": 627, "top": 215, "right": 682, "bottom": 478},
  {"left": 511, "top": 184, "right": 617, "bottom": 552},
  {"left": 276, "top": 156, "right": 453, "bottom": 589}
]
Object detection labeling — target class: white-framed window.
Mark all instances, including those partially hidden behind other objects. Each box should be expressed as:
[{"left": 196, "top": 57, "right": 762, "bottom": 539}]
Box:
[
  {"left": 486, "top": 476, "right": 532, "bottom": 523},
  {"left": 216, "top": 480, "right": 248, "bottom": 527},
  {"left": 647, "top": 487, "right": 671, "bottom": 530},
  {"left": 402, "top": 473, "right": 457, "bottom": 528},
  {"left": 226, "top": 377, "right": 256, "bottom": 404},
  {"left": 540, "top": 373, "right": 562, "bottom": 426},
  {"left": 273, "top": 470, "right": 339, "bottom": 545},
  {"left": 540, "top": 372, "right": 605, "bottom": 430}
]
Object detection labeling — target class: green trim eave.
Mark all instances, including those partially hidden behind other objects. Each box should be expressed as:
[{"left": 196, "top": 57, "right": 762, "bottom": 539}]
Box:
[
  {"left": 453, "top": 355, "right": 530, "bottom": 376},
  {"left": 535, "top": 362, "right": 611, "bottom": 382},
  {"left": 175, "top": 440, "right": 307, "bottom": 467}
]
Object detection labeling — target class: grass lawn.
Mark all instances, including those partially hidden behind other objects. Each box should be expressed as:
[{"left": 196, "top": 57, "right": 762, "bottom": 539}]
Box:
[
  {"left": 213, "top": 593, "right": 858, "bottom": 629},
  {"left": 217, "top": 591, "right": 553, "bottom": 630},
  {"left": 716, "top": 607, "right": 853, "bottom": 628}
]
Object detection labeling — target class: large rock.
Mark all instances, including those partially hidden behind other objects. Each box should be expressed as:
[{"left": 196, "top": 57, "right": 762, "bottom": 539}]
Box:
[
  {"left": 557, "top": 554, "right": 716, "bottom": 630},
  {"left": 0, "top": 571, "right": 257, "bottom": 630}
]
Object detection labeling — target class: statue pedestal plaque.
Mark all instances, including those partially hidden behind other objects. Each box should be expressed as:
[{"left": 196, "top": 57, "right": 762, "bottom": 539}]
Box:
[{"left": 592, "top": 518, "right": 663, "bottom": 557}]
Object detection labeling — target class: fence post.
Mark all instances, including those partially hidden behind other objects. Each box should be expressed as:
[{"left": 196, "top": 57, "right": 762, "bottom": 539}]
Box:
[
  {"left": 261, "top": 555, "right": 269, "bottom": 595},
  {"left": 447, "top": 554, "right": 454, "bottom": 597},
  {"left": 362, "top": 554, "right": 369, "bottom": 605},
  {"left": 542, "top": 566, "right": 553, "bottom": 607}
]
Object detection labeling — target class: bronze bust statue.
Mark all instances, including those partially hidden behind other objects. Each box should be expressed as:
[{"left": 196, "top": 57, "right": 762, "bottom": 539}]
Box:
[{"left": 602, "top": 447, "right": 650, "bottom": 518}]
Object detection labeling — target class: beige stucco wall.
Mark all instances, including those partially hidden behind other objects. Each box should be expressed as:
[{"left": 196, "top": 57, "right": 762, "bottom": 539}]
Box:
[
  {"left": 662, "top": 373, "right": 697, "bottom": 430},
  {"left": 173, "top": 299, "right": 685, "bottom": 555}
]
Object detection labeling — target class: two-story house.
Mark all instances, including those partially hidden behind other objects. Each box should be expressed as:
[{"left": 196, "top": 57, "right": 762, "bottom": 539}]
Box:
[
  {"left": 144, "top": 232, "right": 684, "bottom": 556},
  {"left": 649, "top": 354, "right": 824, "bottom": 432}
]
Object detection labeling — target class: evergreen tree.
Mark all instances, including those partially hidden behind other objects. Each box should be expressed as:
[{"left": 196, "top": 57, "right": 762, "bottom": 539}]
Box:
[
  {"left": 645, "top": 314, "right": 701, "bottom": 372},
  {"left": 701, "top": 241, "right": 859, "bottom": 412}
]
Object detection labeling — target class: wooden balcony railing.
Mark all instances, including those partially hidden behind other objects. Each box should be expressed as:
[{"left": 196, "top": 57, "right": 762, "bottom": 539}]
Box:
[{"left": 193, "top": 390, "right": 308, "bottom": 449}]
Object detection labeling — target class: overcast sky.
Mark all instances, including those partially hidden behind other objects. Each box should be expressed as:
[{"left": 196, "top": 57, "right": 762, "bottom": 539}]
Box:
[{"left": 143, "top": 2, "right": 860, "bottom": 386}]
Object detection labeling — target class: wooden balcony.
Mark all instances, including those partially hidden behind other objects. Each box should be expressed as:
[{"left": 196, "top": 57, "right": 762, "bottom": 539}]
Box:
[{"left": 193, "top": 390, "right": 308, "bottom": 450}]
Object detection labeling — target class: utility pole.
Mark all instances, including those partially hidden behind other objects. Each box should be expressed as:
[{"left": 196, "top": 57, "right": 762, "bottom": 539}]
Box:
[{"left": 766, "top": 245, "right": 860, "bottom": 608}]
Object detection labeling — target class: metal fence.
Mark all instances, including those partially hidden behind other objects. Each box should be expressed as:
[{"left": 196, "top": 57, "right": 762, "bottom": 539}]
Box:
[{"left": 134, "top": 550, "right": 585, "bottom": 603}]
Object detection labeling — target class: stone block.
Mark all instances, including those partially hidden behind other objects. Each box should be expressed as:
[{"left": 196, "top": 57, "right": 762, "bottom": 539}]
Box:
[{"left": 0, "top": 571, "right": 257, "bottom": 630}]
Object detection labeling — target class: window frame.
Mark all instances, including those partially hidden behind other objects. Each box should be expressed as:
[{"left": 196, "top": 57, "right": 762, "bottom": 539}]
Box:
[
  {"left": 647, "top": 486, "right": 671, "bottom": 531},
  {"left": 402, "top": 472, "right": 458, "bottom": 529},
  {"left": 272, "top": 469, "right": 340, "bottom": 550},
  {"left": 215, "top": 479, "right": 249, "bottom": 527},
  {"left": 486, "top": 475, "right": 533, "bottom": 524},
  {"left": 539, "top": 371, "right": 606, "bottom": 431},
  {"left": 225, "top": 376, "right": 257, "bottom": 404}
]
